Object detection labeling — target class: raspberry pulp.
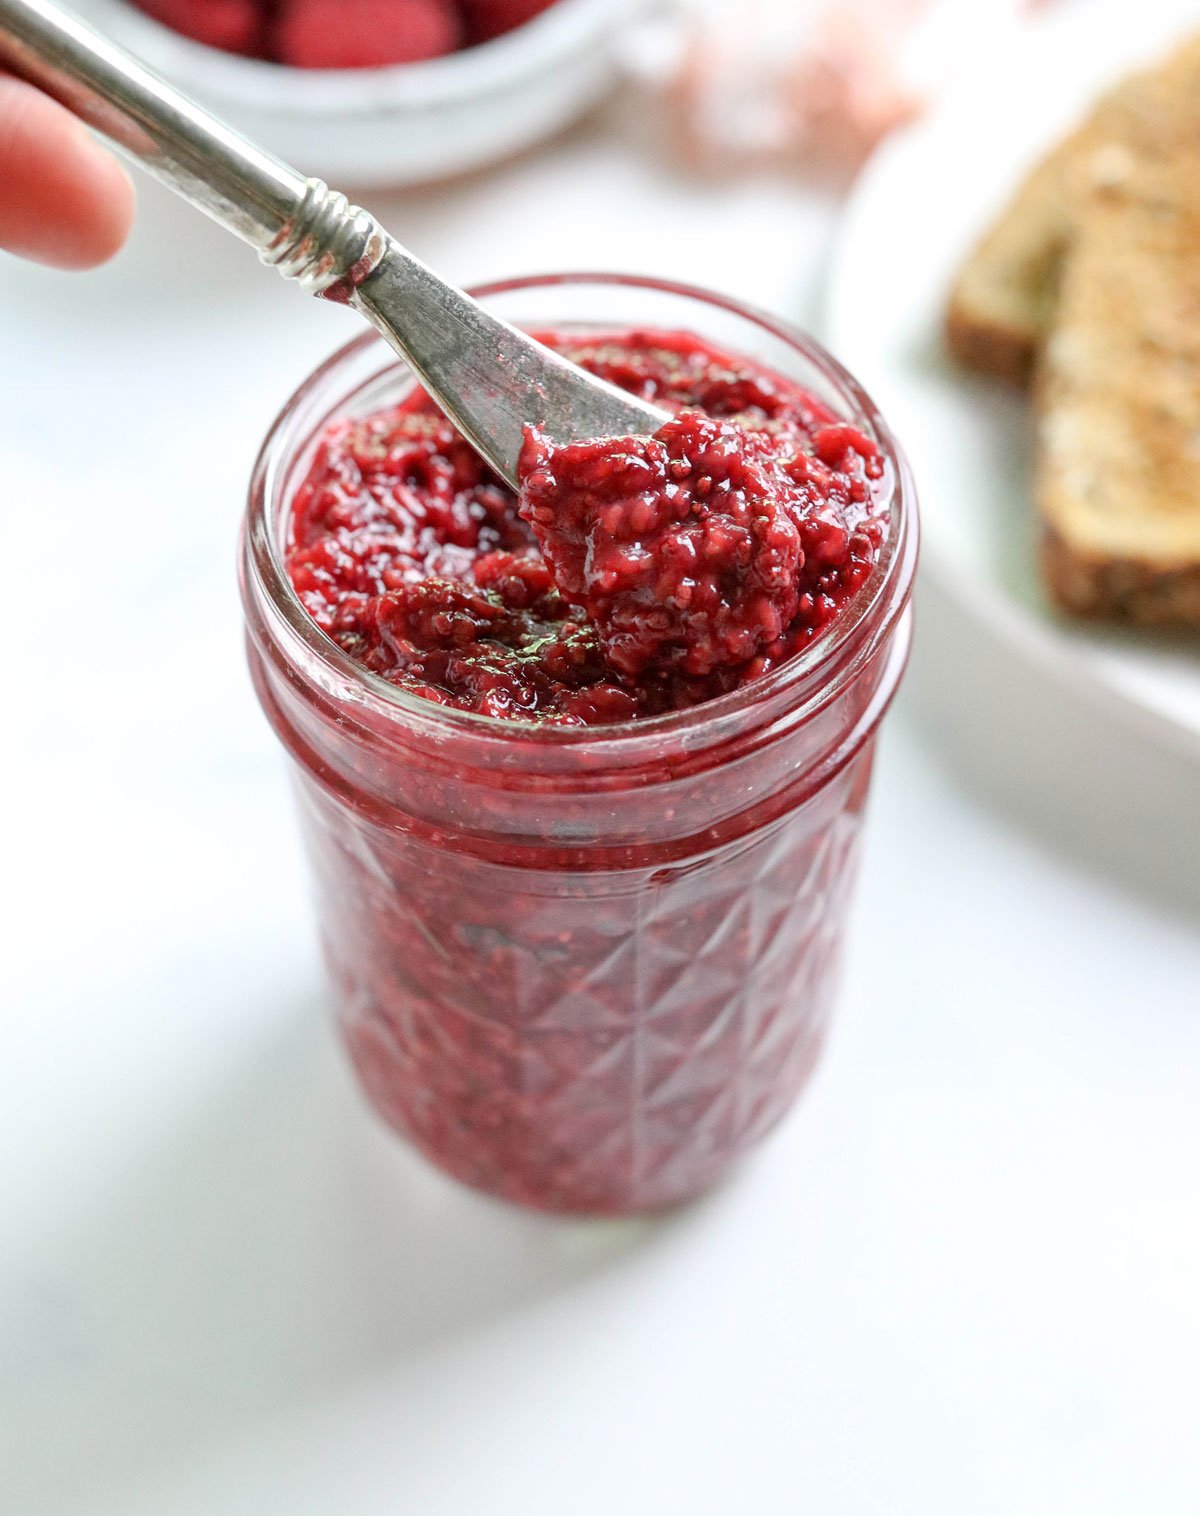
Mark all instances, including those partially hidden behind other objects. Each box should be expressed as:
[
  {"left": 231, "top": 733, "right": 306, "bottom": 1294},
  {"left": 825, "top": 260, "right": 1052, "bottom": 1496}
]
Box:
[
  {"left": 287, "top": 329, "right": 888, "bottom": 725},
  {"left": 519, "top": 409, "right": 882, "bottom": 681}
]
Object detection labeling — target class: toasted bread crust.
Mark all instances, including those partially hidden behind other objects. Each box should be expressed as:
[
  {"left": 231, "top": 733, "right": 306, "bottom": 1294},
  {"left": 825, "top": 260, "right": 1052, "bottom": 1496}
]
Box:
[
  {"left": 944, "top": 304, "right": 1043, "bottom": 386},
  {"left": 1041, "top": 530, "right": 1200, "bottom": 625},
  {"left": 948, "top": 34, "right": 1200, "bottom": 628},
  {"left": 1033, "top": 138, "right": 1200, "bottom": 627},
  {"left": 943, "top": 146, "right": 1075, "bottom": 384},
  {"left": 944, "top": 39, "right": 1200, "bottom": 387}
]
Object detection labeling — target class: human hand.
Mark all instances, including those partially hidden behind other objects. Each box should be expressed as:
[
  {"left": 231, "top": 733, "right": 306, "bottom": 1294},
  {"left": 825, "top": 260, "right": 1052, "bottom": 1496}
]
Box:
[{"left": 0, "top": 74, "right": 134, "bottom": 268}]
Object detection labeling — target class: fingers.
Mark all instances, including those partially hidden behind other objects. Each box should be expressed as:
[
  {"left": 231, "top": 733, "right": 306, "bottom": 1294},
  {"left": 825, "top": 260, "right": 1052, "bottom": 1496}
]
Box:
[{"left": 0, "top": 74, "right": 135, "bottom": 269}]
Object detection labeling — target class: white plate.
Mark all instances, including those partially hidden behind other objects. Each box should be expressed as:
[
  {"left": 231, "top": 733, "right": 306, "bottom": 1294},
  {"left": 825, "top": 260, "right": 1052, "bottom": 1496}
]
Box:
[{"left": 826, "top": 0, "right": 1200, "bottom": 759}]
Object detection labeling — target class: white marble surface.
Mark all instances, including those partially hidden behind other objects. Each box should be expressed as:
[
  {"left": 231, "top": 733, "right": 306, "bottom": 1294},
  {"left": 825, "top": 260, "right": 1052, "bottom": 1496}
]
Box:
[{"left": 2, "top": 77, "right": 1200, "bottom": 1516}]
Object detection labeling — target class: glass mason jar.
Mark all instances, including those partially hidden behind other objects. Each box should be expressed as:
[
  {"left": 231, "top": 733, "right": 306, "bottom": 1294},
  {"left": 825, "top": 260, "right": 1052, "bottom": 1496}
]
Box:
[{"left": 241, "top": 274, "right": 918, "bottom": 1215}]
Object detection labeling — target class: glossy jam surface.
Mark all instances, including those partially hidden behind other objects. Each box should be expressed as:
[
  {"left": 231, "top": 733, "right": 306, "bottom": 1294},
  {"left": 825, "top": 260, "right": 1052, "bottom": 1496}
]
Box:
[
  {"left": 287, "top": 329, "right": 887, "bottom": 724},
  {"left": 521, "top": 409, "right": 883, "bottom": 682}
]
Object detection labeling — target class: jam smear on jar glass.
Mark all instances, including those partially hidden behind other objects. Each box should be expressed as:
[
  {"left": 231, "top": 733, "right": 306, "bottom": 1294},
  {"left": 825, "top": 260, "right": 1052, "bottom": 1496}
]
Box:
[{"left": 243, "top": 290, "right": 916, "bottom": 1215}]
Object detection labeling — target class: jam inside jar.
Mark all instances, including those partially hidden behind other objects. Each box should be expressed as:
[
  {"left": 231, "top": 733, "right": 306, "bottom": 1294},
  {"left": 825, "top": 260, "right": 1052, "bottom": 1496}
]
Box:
[{"left": 241, "top": 275, "right": 918, "bottom": 1214}]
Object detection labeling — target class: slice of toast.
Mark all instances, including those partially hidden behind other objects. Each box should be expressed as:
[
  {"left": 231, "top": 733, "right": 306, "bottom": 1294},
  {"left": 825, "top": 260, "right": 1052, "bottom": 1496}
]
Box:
[
  {"left": 1035, "top": 137, "right": 1200, "bottom": 625},
  {"left": 944, "top": 126, "right": 1085, "bottom": 384},
  {"left": 945, "top": 39, "right": 1200, "bottom": 386}
]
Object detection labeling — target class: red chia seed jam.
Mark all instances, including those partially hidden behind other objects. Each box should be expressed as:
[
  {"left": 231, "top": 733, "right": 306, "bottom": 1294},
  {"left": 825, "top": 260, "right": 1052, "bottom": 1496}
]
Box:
[
  {"left": 243, "top": 281, "right": 915, "bottom": 1215},
  {"left": 286, "top": 330, "right": 889, "bottom": 724}
]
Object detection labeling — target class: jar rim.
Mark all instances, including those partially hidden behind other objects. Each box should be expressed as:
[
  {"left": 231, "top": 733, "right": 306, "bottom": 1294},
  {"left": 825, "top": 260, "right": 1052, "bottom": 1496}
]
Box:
[{"left": 245, "top": 271, "right": 918, "bottom": 752}]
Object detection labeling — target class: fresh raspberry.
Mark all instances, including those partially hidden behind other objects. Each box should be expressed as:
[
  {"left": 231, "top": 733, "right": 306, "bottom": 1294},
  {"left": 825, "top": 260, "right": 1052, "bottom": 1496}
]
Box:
[
  {"left": 460, "top": 0, "right": 558, "bottom": 46},
  {"left": 130, "top": 0, "right": 265, "bottom": 54},
  {"left": 274, "top": 0, "right": 462, "bottom": 68}
]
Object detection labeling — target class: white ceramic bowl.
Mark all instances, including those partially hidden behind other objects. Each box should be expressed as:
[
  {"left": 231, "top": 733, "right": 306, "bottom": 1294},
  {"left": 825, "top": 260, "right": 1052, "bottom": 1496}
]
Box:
[{"left": 72, "top": 0, "right": 652, "bottom": 187}]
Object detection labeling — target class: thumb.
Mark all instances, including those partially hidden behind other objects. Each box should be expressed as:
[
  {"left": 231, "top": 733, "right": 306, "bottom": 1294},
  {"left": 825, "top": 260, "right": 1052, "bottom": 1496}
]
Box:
[{"left": 0, "top": 74, "right": 134, "bottom": 269}]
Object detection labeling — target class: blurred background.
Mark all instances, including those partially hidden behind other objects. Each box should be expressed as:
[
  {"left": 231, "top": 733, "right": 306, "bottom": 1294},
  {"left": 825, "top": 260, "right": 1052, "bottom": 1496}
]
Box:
[{"left": 2, "top": 1, "right": 1199, "bottom": 1512}]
